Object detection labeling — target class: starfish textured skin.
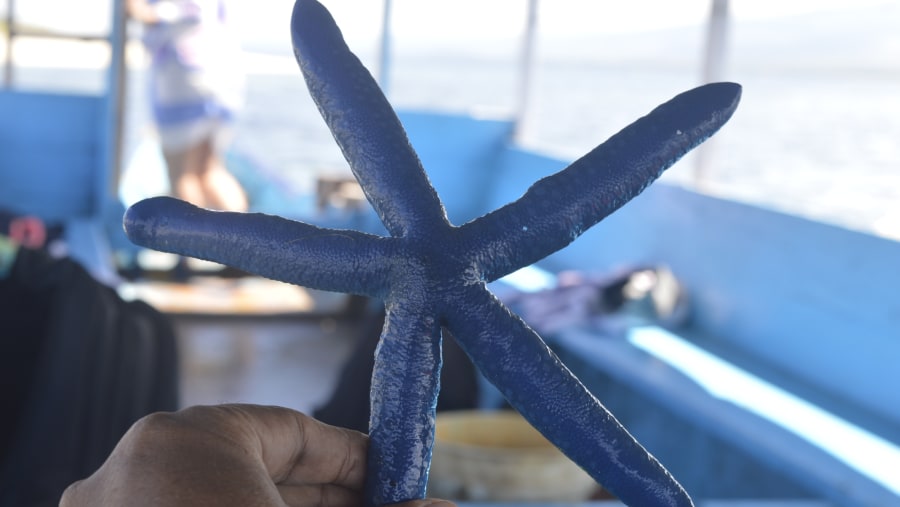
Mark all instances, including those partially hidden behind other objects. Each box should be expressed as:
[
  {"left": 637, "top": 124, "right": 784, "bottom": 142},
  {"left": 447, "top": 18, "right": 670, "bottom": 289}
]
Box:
[{"left": 124, "top": 1, "right": 741, "bottom": 506}]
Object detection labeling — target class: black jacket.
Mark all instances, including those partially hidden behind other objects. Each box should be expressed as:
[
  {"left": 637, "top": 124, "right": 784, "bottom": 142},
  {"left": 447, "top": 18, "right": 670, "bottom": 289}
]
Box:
[{"left": 0, "top": 244, "right": 178, "bottom": 507}]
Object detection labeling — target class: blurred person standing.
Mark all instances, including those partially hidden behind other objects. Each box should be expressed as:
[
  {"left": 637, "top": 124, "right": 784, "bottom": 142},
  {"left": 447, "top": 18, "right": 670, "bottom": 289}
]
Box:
[{"left": 126, "top": 0, "right": 248, "bottom": 212}]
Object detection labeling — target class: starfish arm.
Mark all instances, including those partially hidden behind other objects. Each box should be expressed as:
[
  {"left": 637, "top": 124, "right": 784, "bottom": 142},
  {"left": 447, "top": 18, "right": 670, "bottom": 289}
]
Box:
[
  {"left": 365, "top": 293, "right": 442, "bottom": 507},
  {"left": 124, "top": 197, "right": 392, "bottom": 297},
  {"left": 443, "top": 284, "right": 693, "bottom": 507},
  {"left": 291, "top": 0, "right": 449, "bottom": 238},
  {"left": 461, "top": 82, "right": 741, "bottom": 282}
]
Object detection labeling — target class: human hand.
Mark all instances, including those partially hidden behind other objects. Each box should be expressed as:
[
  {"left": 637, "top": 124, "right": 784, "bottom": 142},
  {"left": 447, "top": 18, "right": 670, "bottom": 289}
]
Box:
[{"left": 60, "top": 404, "right": 456, "bottom": 507}]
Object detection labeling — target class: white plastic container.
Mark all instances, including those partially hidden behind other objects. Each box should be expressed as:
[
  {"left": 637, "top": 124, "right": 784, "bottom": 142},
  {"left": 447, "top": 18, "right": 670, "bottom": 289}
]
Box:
[{"left": 428, "top": 410, "right": 600, "bottom": 501}]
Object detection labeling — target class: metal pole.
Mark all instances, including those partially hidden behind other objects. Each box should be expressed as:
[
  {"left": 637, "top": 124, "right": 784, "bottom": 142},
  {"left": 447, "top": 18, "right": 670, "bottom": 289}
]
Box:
[
  {"left": 105, "top": 0, "right": 128, "bottom": 202},
  {"left": 702, "top": 0, "right": 730, "bottom": 84},
  {"left": 695, "top": 0, "right": 730, "bottom": 189},
  {"left": 513, "top": 0, "right": 538, "bottom": 143},
  {"left": 4, "top": 0, "right": 15, "bottom": 87},
  {"left": 377, "top": 0, "right": 393, "bottom": 96}
]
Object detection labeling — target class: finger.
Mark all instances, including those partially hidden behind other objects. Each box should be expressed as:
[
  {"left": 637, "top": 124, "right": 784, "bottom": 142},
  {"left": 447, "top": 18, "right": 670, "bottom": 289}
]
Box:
[
  {"left": 59, "top": 480, "right": 86, "bottom": 507},
  {"left": 179, "top": 405, "right": 369, "bottom": 491},
  {"left": 60, "top": 409, "right": 285, "bottom": 506},
  {"left": 270, "top": 409, "right": 370, "bottom": 490},
  {"left": 277, "top": 483, "right": 363, "bottom": 507},
  {"left": 291, "top": 0, "right": 449, "bottom": 238},
  {"left": 391, "top": 500, "right": 458, "bottom": 507}
]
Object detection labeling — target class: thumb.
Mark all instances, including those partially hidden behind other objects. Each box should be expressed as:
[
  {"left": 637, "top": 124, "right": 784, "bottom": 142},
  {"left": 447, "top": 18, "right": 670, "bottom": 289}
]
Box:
[{"left": 392, "top": 500, "right": 457, "bottom": 507}]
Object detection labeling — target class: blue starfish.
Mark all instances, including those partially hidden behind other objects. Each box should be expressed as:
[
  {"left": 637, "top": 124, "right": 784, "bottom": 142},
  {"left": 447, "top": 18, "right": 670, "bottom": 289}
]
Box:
[{"left": 124, "top": 1, "right": 740, "bottom": 505}]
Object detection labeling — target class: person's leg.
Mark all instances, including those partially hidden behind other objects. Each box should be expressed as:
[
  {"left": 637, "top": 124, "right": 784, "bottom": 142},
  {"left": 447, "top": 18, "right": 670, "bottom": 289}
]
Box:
[
  {"left": 163, "top": 148, "right": 207, "bottom": 207},
  {"left": 192, "top": 137, "right": 248, "bottom": 212}
]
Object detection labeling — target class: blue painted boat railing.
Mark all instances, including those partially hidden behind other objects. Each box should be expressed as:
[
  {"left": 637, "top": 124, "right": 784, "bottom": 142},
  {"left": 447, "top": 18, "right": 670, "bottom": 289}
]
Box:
[
  {"left": 393, "top": 108, "right": 900, "bottom": 507},
  {"left": 0, "top": 0, "right": 127, "bottom": 284},
  {"left": 408, "top": 109, "right": 900, "bottom": 429}
]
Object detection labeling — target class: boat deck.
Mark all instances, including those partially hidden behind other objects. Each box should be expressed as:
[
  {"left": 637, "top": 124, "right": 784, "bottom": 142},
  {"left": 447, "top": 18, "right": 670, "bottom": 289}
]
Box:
[
  {"left": 121, "top": 276, "right": 363, "bottom": 414},
  {"left": 174, "top": 314, "right": 358, "bottom": 414}
]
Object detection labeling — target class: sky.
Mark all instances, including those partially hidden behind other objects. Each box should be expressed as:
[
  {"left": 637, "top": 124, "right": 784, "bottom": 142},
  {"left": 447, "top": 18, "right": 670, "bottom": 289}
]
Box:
[
  {"left": 235, "top": 0, "right": 896, "bottom": 54},
  {"left": 5, "top": 0, "right": 893, "bottom": 49}
]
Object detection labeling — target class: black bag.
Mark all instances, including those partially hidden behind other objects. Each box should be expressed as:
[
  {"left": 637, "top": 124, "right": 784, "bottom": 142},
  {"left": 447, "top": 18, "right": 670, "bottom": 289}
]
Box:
[
  {"left": 314, "top": 305, "right": 479, "bottom": 433},
  {"left": 0, "top": 244, "right": 179, "bottom": 507}
]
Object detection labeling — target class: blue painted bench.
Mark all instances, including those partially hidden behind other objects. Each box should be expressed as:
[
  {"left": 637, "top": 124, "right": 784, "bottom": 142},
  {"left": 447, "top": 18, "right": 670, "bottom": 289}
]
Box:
[
  {"left": 551, "top": 325, "right": 900, "bottom": 506},
  {"left": 386, "top": 98, "right": 900, "bottom": 507},
  {"left": 462, "top": 501, "right": 835, "bottom": 507},
  {"left": 493, "top": 264, "right": 899, "bottom": 506}
]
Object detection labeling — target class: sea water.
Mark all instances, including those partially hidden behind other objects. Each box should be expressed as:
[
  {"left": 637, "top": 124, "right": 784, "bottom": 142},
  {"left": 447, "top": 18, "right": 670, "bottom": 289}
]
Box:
[
  {"left": 227, "top": 55, "right": 900, "bottom": 239},
  {"left": 230, "top": 0, "right": 900, "bottom": 239},
  {"left": 7, "top": 2, "right": 899, "bottom": 239}
]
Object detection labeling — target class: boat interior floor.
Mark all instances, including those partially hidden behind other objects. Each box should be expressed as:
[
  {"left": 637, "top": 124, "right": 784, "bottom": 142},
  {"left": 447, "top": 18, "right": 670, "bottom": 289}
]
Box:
[{"left": 172, "top": 313, "right": 360, "bottom": 415}]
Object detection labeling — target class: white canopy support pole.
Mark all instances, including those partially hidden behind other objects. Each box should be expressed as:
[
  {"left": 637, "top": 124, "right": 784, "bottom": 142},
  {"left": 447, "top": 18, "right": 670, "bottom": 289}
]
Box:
[
  {"left": 106, "top": 0, "right": 128, "bottom": 199},
  {"left": 377, "top": 0, "right": 393, "bottom": 97},
  {"left": 513, "top": 0, "right": 539, "bottom": 143},
  {"left": 702, "top": 0, "right": 730, "bottom": 84},
  {"left": 695, "top": 0, "right": 730, "bottom": 189},
  {"left": 4, "top": 0, "right": 16, "bottom": 87}
]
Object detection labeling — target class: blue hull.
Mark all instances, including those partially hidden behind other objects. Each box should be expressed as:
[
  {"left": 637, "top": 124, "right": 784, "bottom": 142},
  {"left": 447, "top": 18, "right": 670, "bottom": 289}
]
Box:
[
  {"left": 194, "top": 107, "right": 899, "bottom": 505},
  {"left": 343, "top": 109, "right": 900, "bottom": 506}
]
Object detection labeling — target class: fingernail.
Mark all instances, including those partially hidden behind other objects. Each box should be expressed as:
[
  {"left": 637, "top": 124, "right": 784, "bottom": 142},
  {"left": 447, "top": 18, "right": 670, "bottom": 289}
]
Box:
[{"left": 421, "top": 500, "right": 456, "bottom": 507}]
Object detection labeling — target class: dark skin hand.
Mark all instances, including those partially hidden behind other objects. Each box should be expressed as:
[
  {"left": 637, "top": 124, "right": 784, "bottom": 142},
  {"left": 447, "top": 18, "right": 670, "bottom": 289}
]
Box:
[{"left": 60, "top": 404, "right": 456, "bottom": 507}]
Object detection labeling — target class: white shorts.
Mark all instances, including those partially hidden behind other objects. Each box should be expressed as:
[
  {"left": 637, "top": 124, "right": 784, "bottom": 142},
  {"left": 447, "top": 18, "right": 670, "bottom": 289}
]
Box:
[{"left": 157, "top": 116, "right": 235, "bottom": 154}]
